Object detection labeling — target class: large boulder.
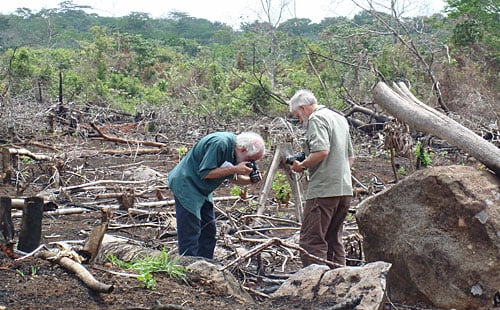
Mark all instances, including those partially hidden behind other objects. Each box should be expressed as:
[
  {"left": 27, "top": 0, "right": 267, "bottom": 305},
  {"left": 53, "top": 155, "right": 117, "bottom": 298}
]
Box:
[{"left": 356, "top": 165, "right": 500, "bottom": 309}]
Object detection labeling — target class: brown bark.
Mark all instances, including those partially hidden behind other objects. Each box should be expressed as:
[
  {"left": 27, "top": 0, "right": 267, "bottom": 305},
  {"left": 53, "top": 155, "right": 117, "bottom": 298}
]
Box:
[{"left": 373, "top": 82, "right": 500, "bottom": 176}]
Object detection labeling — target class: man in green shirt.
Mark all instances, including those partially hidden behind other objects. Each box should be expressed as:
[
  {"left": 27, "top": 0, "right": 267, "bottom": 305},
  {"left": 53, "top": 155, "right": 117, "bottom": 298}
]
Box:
[
  {"left": 168, "top": 132, "right": 265, "bottom": 259},
  {"left": 288, "top": 89, "right": 355, "bottom": 267}
]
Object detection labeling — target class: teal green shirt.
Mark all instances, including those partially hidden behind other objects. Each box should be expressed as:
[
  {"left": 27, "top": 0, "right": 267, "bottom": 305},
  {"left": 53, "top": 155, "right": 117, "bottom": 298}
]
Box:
[
  {"left": 304, "top": 105, "right": 354, "bottom": 199},
  {"left": 167, "top": 132, "right": 236, "bottom": 219}
]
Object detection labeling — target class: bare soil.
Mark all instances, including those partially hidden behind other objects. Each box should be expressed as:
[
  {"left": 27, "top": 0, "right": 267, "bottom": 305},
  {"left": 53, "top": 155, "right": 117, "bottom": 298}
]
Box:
[{"left": 0, "top": 123, "right": 473, "bottom": 310}]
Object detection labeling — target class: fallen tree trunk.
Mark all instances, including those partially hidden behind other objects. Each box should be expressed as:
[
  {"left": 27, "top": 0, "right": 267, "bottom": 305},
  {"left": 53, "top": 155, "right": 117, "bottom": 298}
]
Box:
[{"left": 373, "top": 81, "right": 500, "bottom": 176}]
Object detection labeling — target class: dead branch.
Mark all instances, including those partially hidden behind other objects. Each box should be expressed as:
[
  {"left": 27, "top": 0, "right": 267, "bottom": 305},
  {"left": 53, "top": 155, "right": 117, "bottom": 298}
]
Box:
[
  {"left": 108, "top": 223, "right": 165, "bottom": 230},
  {"left": 239, "top": 214, "right": 300, "bottom": 226},
  {"left": 220, "top": 237, "right": 342, "bottom": 271},
  {"left": 36, "top": 250, "right": 114, "bottom": 293},
  {"left": 24, "top": 140, "right": 62, "bottom": 152},
  {"left": 235, "top": 227, "right": 300, "bottom": 235},
  {"left": 344, "top": 103, "right": 390, "bottom": 124},
  {"left": 90, "top": 123, "right": 167, "bottom": 148},
  {"left": 10, "top": 197, "right": 58, "bottom": 210},
  {"left": 127, "top": 208, "right": 176, "bottom": 217},
  {"left": 8, "top": 147, "right": 52, "bottom": 161},
  {"left": 12, "top": 207, "right": 88, "bottom": 218},
  {"left": 96, "top": 148, "right": 171, "bottom": 156},
  {"left": 135, "top": 196, "right": 241, "bottom": 208},
  {"left": 61, "top": 180, "right": 148, "bottom": 192}
]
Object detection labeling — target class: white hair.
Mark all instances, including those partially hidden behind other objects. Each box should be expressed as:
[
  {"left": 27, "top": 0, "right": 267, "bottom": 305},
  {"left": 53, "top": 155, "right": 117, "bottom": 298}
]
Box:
[
  {"left": 288, "top": 89, "right": 317, "bottom": 112},
  {"left": 236, "top": 132, "right": 265, "bottom": 156}
]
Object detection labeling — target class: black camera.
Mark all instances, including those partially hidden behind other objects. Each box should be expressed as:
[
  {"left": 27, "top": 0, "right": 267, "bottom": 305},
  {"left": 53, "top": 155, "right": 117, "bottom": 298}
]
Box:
[
  {"left": 285, "top": 152, "right": 306, "bottom": 165},
  {"left": 246, "top": 161, "right": 261, "bottom": 183}
]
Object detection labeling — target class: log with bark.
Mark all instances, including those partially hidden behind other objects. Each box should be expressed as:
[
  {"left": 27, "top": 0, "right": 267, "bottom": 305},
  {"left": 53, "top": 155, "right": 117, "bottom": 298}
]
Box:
[{"left": 373, "top": 81, "right": 500, "bottom": 176}]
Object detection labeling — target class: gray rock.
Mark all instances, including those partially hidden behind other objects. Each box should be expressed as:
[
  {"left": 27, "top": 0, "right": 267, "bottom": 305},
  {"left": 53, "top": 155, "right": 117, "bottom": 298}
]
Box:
[
  {"left": 356, "top": 165, "right": 500, "bottom": 309},
  {"left": 272, "top": 261, "right": 391, "bottom": 309},
  {"left": 186, "top": 260, "right": 255, "bottom": 305}
]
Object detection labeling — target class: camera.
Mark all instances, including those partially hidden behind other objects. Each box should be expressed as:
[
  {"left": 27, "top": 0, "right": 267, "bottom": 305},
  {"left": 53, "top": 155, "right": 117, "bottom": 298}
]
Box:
[
  {"left": 285, "top": 152, "right": 306, "bottom": 165},
  {"left": 246, "top": 161, "right": 261, "bottom": 183}
]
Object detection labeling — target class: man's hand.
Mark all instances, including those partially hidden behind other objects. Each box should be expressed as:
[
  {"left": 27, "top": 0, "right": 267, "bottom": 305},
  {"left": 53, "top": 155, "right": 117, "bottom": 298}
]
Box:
[
  {"left": 291, "top": 160, "right": 306, "bottom": 173},
  {"left": 234, "top": 161, "right": 254, "bottom": 175},
  {"left": 290, "top": 150, "right": 329, "bottom": 173}
]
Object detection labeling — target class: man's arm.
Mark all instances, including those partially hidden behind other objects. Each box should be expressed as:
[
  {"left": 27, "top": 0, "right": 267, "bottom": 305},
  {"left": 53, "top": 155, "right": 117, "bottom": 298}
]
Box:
[{"left": 204, "top": 161, "right": 253, "bottom": 179}]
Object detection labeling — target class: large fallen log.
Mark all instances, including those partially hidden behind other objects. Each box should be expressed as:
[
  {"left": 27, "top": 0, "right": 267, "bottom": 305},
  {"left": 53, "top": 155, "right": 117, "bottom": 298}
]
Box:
[{"left": 373, "top": 81, "right": 500, "bottom": 176}]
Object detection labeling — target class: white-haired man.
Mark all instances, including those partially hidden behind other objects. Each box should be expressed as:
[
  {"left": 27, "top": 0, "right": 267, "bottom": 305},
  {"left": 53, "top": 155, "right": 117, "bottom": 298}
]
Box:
[{"left": 168, "top": 131, "right": 265, "bottom": 259}]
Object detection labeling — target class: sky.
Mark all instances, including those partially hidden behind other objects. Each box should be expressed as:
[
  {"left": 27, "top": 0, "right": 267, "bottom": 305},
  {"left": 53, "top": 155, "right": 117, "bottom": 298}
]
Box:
[{"left": 2, "top": 0, "right": 446, "bottom": 28}]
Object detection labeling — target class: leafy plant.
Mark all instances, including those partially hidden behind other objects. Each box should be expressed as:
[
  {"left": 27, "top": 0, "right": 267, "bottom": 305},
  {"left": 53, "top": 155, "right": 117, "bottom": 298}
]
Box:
[
  {"left": 176, "top": 146, "right": 188, "bottom": 159},
  {"left": 20, "top": 156, "right": 34, "bottom": 164},
  {"left": 272, "top": 172, "right": 291, "bottom": 203},
  {"left": 397, "top": 166, "right": 407, "bottom": 175},
  {"left": 230, "top": 185, "right": 242, "bottom": 196},
  {"left": 107, "top": 249, "right": 189, "bottom": 290},
  {"left": 137, "top": 272, "right": 156, "bottom": 289},
  {"left": 415, "top": 141, "right": 432, "bottom": 167}
]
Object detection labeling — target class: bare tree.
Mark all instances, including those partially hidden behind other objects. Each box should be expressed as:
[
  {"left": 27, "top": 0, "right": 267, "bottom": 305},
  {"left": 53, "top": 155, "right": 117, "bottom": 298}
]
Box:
[
  {"left": 257, "top": 0, "right": 290, "bottom": 90},
  {"left": 351, "top": 0, "right": 449, "bottom": 111}
]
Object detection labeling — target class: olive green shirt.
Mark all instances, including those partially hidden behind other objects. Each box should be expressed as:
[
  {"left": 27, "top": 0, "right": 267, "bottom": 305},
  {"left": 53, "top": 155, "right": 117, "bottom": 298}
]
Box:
[
  {"left": 167, "top": 132, "right": 236, "bottom": 219},
  {"left": 304, "top": 105, "right": 354, "bottom": 199}
]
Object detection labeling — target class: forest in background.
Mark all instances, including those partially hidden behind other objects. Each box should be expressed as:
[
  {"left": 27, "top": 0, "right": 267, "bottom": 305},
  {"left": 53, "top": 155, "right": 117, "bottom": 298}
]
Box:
[{"left": 0, "top": 0, "right": 498, "bottom": 126}]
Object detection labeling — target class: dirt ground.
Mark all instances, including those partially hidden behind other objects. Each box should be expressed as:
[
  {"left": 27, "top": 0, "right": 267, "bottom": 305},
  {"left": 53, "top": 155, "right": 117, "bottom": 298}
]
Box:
[{"left": 0, "top": 120, "right": 474, "bottom": 310}]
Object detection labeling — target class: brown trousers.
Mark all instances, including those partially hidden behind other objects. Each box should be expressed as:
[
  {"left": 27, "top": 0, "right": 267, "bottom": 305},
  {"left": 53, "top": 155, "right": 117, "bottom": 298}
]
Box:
[{"left": 299, "top": 196, "right": 351, "bottom": 267}]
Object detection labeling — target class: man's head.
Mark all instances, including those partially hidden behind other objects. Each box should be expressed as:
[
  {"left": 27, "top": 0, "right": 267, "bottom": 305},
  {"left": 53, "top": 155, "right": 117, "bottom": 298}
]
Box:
[
  {"left": 235, "top": 132, "right": 265, "bottom": 163},
  {"left": 288, "top": 89, "right": 317, "bottom": 124}
]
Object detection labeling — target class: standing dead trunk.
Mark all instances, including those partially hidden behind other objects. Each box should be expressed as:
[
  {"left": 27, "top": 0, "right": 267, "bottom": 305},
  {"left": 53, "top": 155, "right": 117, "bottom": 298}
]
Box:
[
  {"left": 17, "top": 197, "right": 44, "bottom": 252},
  {"left": 2, "top": 147, "right": 12, "bottom": 184},
  {"left": 373, "top": 81, "right": 500, "bottom": 176},
  {"left": 0, "top": 197, "right": 14, "bottom": 246}
]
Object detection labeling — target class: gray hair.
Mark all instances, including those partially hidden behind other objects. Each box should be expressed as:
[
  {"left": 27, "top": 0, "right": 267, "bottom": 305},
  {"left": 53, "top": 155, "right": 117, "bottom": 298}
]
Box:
[
  {"left": 288, "top": 89, "right": 317, "bottom": 112},
  {"left": 236, "top": 132, "right": 265, "bottom": 156}
]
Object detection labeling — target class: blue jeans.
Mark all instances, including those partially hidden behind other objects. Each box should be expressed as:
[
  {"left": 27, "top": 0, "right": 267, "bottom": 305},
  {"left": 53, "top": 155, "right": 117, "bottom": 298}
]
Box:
[{"left": 174, "top": 197, "right": 216, "bottom": 259}]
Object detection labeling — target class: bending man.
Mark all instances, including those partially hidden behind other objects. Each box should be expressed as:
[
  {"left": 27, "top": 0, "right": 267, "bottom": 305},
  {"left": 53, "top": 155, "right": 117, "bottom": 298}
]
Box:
[{"left": 168, "top": 131, "right": 265, "bottom": 259}]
